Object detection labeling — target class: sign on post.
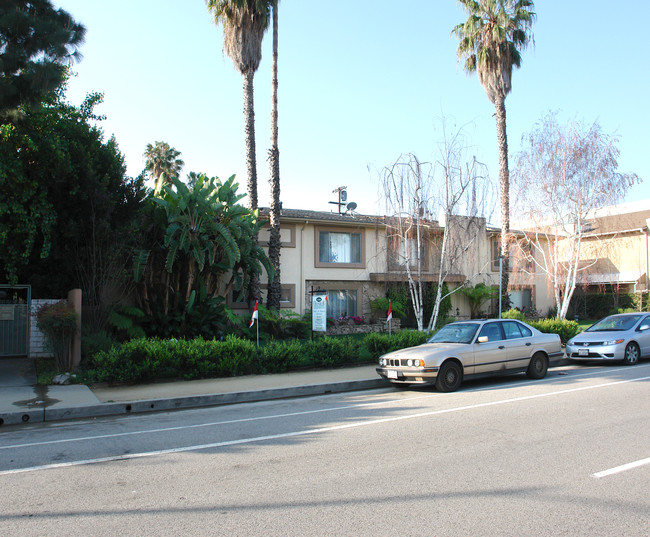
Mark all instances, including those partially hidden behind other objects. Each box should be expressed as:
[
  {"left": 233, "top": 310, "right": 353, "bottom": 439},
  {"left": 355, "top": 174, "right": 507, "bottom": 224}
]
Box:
[{"left": 312, "top": 293, "right": 327, "bottom": 332}]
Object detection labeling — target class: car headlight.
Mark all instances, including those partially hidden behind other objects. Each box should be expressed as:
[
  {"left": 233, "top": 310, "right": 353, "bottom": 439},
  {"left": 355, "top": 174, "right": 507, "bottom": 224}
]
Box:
[
  {"left": 407, "top": 359, "right": 413, "bottom": 367},
  {"left": 604, "top": 339, "right": 624, "bottom": 346}
]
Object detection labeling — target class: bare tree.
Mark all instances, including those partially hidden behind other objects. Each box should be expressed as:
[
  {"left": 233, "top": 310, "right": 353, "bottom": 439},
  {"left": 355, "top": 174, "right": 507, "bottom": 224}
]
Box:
[
  {"left": 512, "top": 113, "right": 639, "bottom": 319},
  {"left": 381, "top": 120, "right": 493, "bottom": 331}
]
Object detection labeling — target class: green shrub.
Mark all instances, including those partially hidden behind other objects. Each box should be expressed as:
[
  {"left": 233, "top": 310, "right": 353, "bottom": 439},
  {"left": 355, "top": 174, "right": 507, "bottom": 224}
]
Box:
[
  {"left": 502, "top": 309, "right": 527, "bottom": 321},
  {"left": 35, "top": 300, "right": 79, "bottom": 371},
  {"left": 363, "top": 330, "right": 429, "bottom": 360},
  {"left": 305, "top": 337, "right": 353, "bottom": 368},
  {"left": 260, "top": 340, "right": 306, "bottom": 373},
  {"left": 529, "top": 318, "right": 580, "bottom": 344}
]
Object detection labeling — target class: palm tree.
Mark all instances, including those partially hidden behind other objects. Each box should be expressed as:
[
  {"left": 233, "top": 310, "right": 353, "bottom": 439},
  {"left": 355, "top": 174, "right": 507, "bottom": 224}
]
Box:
[
  {"left": 206, "top": 0, "right": 271, "bottom": 211},
  {"left": 143, "top": 141, "right": 184, "bottom": 194},
  {"left": 453, "top": 0, "right": 535, "bottom": 311},
  {"left": 266, "top": 0, "right": 282, "bottom": 310}
]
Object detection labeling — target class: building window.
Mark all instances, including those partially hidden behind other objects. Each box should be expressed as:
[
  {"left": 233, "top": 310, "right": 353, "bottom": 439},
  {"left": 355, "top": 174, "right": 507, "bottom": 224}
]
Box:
[
  {"left": 510, "top": 287, "right": 533, "bottom": 312},
  {"left": 491, "top": 238, "right": 534, "bottom": 272},
  {"left": 388, "top": 234, "right": 427, "bottom": 270},
  {"left": 315, "top": 227, "right": 364, "bottom": 267},
  {"left": 326, "top": 289, "right": 358, "bottom": 318}
]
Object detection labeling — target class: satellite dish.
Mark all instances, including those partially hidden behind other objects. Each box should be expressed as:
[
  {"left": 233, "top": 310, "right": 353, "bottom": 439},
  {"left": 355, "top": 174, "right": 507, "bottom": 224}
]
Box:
[{"left": 346, "top": 202, "right": 357, "bottom": 212}]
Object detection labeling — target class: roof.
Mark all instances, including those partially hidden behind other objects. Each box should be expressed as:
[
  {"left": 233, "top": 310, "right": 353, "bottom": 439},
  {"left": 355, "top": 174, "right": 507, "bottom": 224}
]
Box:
[{"left": 259, "top": 207, "right": 382, "bottom": 226}]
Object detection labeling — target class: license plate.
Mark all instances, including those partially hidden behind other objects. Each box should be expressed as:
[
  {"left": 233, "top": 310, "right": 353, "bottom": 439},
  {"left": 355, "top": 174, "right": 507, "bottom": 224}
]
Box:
[
  {"left": 387, "top": 370, "right": 398, "bottom": 379},
  {"left": 578, "top": 348, "right": 589, "bottom": 357}
]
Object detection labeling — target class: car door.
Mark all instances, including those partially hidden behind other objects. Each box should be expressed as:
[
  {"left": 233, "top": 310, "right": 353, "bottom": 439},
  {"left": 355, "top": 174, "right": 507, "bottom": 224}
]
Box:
[
  {"left": 501, "top": 320, "right": 533, "bottom": 370},
  {"left": 474, "top": 322, "right": 507, "bottom": 374}
]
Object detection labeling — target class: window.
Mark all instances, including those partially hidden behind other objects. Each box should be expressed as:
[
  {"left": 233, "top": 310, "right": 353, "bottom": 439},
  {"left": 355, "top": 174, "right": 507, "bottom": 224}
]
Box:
[
  {"left": 510, "top": 288, "right": 533, "bottom": 311},
  {"left": 388, "top": 234, "right": 427, "bottom": 270},
  {"left": 492, "top": 238, "right": 534, "bottom": 272},
  {"left": 478, "top": 322, "right": 504, "bottom": 342},
  {"left": 316, "top": 228, "right": 364, "bottom": 267},
  {"left": 503, "top": 321, "right": 532, "bottom": 339},
  {"left": 326, "top": 289, "right": 358, "bottom": 318}
]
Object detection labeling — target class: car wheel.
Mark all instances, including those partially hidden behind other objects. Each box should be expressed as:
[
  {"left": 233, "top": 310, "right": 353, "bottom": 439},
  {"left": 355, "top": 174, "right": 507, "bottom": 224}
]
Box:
[
  {"left": 526, "top": 352, "right": 548, "bottom": 379},
  {"left": 623, "top": 342, "right": 640, "bottom": 365},
  {"left": 435, "top": 361, "right": 463, "bottom": 392}
]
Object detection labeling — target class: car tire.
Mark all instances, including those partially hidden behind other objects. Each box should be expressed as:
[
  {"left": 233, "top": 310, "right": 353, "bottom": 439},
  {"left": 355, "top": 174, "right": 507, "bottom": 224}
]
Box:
[
  {"left": 435, "top": 361, "right": 463, "bottom": 392},
  {"left": 526, "top": 352, "right": 548, "bottom": 379},
  {"left": 623, "top": 342, "right": 640, "bottom": 365}
]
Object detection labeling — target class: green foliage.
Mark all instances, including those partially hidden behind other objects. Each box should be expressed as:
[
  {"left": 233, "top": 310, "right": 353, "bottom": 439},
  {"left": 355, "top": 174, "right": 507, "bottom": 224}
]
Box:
[
  {"left": 133, "top": 174, "right": 273, "bottom": 338},
  {"left": 370, "top": 297, "right": 405, "bottom": 319},
  {"left": 1, "top": 86, "right": 146, "bottom": 314},
  {"left": 82, "top": 327, "right": 436, "bottom": 385},
  {"left": 569, "top": 292, "right": 639, "bottom": 320},
  {"left": 35, "top": 300, "right": 78, "bottom": 370},
  {"left": 305, "top": 337, "right": 357, "bottom": 368},
  {"left": 0, "top": 1, "right": 86, "bottom": 113},
  {"left": 502, "top": 308, "right": 527, "bottom": 321},
  {"left": 363, "top": 330, "right": 429, "bottom": 360},
  {"left": 259, "top": 340, "right": 305, "bottom": 373},
  {"left": 461, "top": 283, "right": 498, "bottom": 318},
  {"left": 108, "top": 306, "right": 146, "bottom": 340},
  {"left": 529, "top": 318, "right": 580, "bottom": 344}
]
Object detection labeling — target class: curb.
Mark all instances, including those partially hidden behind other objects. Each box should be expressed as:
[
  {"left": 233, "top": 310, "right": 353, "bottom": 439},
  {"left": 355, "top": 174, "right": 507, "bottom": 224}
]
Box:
[{"left": 1, "top": 378, "right": 387, "bottom": 426}]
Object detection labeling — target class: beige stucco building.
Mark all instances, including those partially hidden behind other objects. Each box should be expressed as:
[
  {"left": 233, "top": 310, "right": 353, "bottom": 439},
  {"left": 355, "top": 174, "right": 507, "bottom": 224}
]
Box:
[{"left": 247, "top": 208, "right": 553, "bottom": 321}]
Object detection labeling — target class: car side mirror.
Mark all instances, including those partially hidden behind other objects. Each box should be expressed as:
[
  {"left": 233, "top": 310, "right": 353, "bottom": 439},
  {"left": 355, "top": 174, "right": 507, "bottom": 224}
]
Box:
[
  {"left": 640, "top": 324, "right": 650, "bottom": 331},
  {"left": 478, "top": 336, "right": 488, "bottom": 343}
]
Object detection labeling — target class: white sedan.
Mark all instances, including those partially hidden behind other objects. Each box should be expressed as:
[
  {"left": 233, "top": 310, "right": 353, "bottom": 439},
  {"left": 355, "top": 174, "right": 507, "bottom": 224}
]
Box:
[{"left": 376, "top": 319, "right": 563, "bottom": 392}]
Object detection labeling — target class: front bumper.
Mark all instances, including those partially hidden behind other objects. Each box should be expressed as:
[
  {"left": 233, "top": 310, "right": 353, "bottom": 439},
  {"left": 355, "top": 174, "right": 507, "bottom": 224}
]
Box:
[
  {"left": 376, "top": 366, "right": 439, "bottom": 384},
  {"left": 566, "top": 344, "right": 625, "bottom": 361}
]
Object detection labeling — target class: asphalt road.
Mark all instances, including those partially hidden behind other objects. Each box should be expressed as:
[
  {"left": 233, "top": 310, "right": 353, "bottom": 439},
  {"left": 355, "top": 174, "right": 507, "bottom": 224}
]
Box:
[{"left": 1, "top": 363, "right": 649, "bottom": 536}]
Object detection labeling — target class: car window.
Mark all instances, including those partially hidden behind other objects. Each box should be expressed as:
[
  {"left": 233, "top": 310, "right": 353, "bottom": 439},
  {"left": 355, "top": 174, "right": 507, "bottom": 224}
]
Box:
[
  {"left": 503, "top": 321, "right": 524, "bottom": 339},
  {"left": 586, "top": 314, "right": 643, "bottom": 332},
  {"left": 478, "top": 323, "right": 504, "bottom": 342},
  {"left": 428, "top": 323, "right": 479, "bottom": 344}
]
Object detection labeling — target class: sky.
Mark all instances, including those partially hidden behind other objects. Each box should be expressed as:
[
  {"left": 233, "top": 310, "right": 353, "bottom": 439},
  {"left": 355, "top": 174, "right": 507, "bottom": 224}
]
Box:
[{"left": 53, "top": 0, "right": 649, "bottom": 222}]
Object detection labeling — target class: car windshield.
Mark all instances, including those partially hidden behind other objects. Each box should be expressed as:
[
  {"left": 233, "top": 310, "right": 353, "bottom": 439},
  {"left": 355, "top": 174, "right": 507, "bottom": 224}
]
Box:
[
  {"left": 585, "top": 314, "right": 642, "bottom": 332},
  {"left": 428, "top": 323, "right": 480, "bottom": 344}
]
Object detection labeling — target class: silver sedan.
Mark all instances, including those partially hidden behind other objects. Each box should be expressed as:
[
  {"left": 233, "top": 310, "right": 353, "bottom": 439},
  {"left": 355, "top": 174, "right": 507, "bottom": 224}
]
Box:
[
  {"left": 566, "top": 312, "right": 650, "bottom": 365},
  {"left": 376, "top": 319, "right": 562, "bottom": 392}
]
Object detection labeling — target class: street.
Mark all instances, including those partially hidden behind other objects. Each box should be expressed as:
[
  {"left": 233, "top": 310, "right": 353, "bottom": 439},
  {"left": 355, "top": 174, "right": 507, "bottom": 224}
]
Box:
[{"left": 1, "top": 363, "right": 649, "bottom": 536}]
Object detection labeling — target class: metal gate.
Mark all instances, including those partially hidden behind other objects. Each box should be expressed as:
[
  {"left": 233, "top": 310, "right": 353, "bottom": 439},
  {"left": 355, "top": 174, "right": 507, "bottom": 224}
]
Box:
[{"left": 0, "top": 286, "right": 31, "bottom": 357}]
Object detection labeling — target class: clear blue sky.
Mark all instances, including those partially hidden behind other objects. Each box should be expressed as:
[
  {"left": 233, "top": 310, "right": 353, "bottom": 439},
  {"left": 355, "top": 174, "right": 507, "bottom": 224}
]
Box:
[{"left": 54, "top": 0, "right": 649, "bottom": 220}]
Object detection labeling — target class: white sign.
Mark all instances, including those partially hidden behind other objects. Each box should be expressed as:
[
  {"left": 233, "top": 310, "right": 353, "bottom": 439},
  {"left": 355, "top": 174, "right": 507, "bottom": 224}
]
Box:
[{"left": 312, "top": 294, "right": 327, "bottom": 332}]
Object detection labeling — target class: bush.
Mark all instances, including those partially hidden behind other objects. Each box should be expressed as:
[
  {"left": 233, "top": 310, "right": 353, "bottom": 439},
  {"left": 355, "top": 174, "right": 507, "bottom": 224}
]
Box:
[
  {"left": 35, "top": 300, "right": 79, "bottom": 371},
  {"left": 529, "top": 318, "right": 580, "bottom": 344},
  {"left": 502, "top": 309, "right": 527, "bottom": 322},
  {"left": 363, "top": 330, "right": 429, "bottom": 360},
  {"left": 260, "top": 340, "right": 306, "bottom": 373},
  {"left": 305, "top": 337, "right": 355, "bottom": 368}
]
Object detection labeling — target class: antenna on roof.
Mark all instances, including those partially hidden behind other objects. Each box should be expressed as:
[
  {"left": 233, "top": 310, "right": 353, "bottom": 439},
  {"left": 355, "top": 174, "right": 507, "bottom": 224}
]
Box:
[{"left": 328, "top": 186, "right": 355, "bottom": 214}]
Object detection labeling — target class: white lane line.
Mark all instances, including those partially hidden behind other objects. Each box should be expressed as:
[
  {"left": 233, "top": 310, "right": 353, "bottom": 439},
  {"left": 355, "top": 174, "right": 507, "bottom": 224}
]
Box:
[
  {"left": 0, "top": 365, "right": 631, "bottom": 451},
  {"left": 593, "top": 457, "right": 650, "bottom": 479},
  {"left": 2, "top": 374, "right": 649, "bottom": 476}
]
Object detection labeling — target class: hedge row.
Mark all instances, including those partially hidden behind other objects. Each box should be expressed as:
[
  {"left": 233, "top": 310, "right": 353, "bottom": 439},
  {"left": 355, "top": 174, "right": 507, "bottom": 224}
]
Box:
[{"left": 84, "top": 332, "right": 413, "bottom": 385}]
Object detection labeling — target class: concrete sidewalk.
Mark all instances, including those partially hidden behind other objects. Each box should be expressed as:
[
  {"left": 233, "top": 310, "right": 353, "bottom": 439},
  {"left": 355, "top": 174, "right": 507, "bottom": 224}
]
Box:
[{"left": 0, "top": 360, "right": 384, "bottom": 426}]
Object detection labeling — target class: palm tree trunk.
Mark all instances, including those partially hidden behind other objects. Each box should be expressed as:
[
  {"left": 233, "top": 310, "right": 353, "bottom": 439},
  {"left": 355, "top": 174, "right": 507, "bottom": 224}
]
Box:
[
  {"left": 243, "top": 68, "right": 261, "bottom": 304},
  {"left": 243, "top": 69, "right": 258, "bottom": 211},
  {"left": 495, "top": 97, "right": 510, "bottom": 312},
  {"left": 267, "top": 2, "right": 282, "bottom": 311}
]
